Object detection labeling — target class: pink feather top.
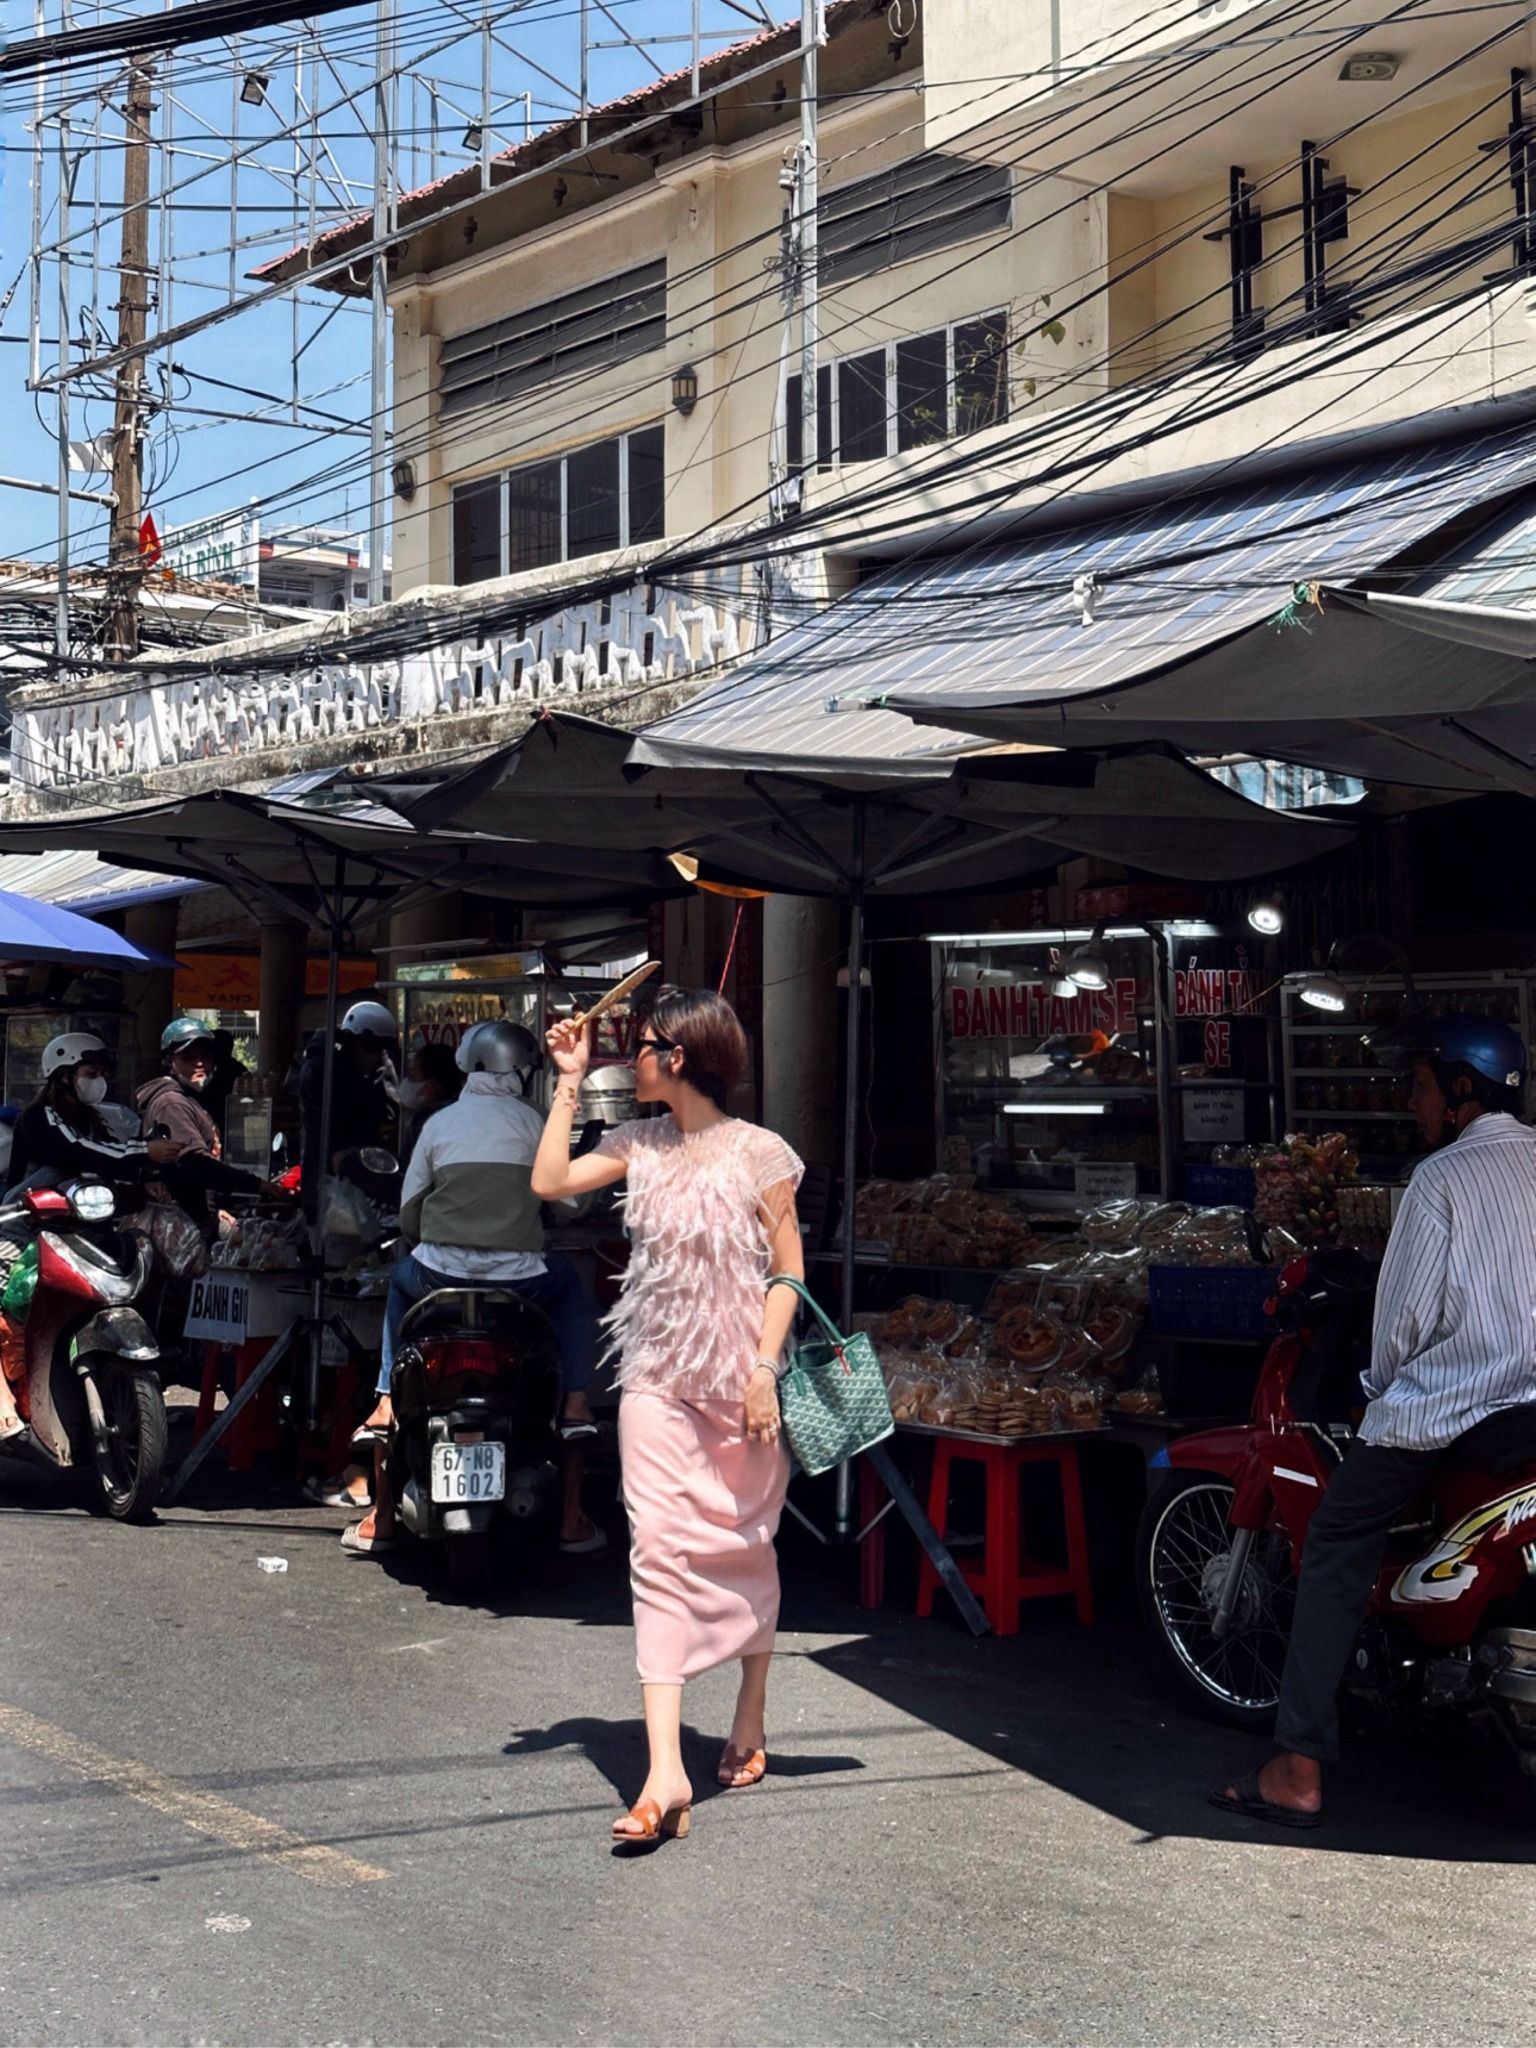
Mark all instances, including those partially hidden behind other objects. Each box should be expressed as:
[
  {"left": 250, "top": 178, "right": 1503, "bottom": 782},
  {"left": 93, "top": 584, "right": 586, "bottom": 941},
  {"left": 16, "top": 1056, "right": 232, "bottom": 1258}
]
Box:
[{"left": 594, "top": 1115, "right": 805, "bottom": 1401}]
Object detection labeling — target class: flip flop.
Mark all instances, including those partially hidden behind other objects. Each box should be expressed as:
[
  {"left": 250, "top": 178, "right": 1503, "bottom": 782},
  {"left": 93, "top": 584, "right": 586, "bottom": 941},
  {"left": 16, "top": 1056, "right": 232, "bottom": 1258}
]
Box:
[
  {"left": 341, "top": 1521, "right": 398, "bottom": 1555},
  {"left": 1209, "top": 1768, "right": 1322, "bottom": 1830},
  {"left": 559, "top": 1418, "right": 599, "bottom": 1442},
  {"left": 305, "top": 1475, "right": 373, "bottom": 1509},
  {"left": 559, "top": 1522, "right": 608, "bottom": 1555},
  {"left": 350, "top": 1422, "right": 391, "bottom": 1449}
]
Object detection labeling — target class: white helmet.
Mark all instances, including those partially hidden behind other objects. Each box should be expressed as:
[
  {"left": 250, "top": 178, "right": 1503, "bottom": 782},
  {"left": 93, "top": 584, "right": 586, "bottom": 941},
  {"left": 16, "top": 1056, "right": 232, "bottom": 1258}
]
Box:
[
  {"left": 339, "top": 1000, "right": 396, "bottom": 1042},
  {"left": 42, "top": 1030, "right": 108, "bottom": 1077}
]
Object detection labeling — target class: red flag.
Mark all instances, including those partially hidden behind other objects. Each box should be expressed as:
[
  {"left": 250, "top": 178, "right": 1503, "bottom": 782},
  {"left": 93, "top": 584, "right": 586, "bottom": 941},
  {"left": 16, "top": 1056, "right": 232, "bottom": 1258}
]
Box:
[{"left": 138, "top": 514, "right": 161, "bottom": 566}]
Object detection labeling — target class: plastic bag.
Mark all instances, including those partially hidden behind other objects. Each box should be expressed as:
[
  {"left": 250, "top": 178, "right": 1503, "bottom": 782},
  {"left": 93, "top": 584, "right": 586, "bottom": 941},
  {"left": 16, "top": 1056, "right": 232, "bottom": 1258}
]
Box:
[
  {"left": 2, "top": 1242, "right": 38, "bottom": 1319},
  {"left": 144, "top": 1200, "right": 209, "bottom": 1280}
]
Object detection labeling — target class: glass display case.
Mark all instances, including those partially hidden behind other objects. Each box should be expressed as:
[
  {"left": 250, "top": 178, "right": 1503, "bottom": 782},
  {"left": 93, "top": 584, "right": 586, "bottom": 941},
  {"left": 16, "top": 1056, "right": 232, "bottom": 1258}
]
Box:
[
  {"left": 386, "top": 949, "right": 646, "bottom": 1112},
  {"left": 4, "top": 1008, "right": 122, "bottom": 1107},
  {"left": 933, "top": 923, "right": 1279, "bottom": 1213},
  {"left": 1282, "top": 970, "right": 1531, "bottom": 1174}
]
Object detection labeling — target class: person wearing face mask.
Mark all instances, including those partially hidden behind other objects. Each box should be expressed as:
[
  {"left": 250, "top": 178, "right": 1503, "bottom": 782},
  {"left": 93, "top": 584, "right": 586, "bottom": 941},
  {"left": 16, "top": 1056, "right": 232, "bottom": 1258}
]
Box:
[
  {"left": 134, "top": 1017, "right": 288, "bottom": 1238},
  {"left": 0, "top": 1034, "right": 183, "bottom": 1447},
  {"left": 397, "top": 1041, "right": 462, "bottom": 1167}
]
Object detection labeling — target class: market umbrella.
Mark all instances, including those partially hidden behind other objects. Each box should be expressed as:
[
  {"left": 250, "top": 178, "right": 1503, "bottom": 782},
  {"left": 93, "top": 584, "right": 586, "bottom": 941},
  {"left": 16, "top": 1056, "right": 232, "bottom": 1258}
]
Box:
[
  {"left": 402, "top": 711, "right": 1350, "bottom": 1554},
  {"left": 0, "top": 884, "right": 170, "bottom": 973},
  {"left": 875, "top": 587, "right": 1536, "bottom": 799}
]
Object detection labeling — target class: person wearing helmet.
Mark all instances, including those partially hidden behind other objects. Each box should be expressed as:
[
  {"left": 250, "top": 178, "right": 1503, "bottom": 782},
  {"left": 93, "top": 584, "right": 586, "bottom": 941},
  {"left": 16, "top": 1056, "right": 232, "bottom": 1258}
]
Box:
[
  {"left": 0, "top": 1034, "right": 185, "bottom": 1446},
  {"left": 134, "top": 1018, "right": 288, "bottom": 1237},
  {"left": 1215, "top": 1012, "right": 1536, "bottom": 1828},
  {"left": 343, "top": 1016, "right": 601, "bottom": 1557},
  {"left": 298, "top": 998, "right": 399, "bottom": 1179}
]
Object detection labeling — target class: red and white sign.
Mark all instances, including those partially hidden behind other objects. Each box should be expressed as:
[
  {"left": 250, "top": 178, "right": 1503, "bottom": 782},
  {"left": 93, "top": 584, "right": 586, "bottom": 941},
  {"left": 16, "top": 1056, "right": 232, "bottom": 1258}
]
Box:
[
  {"left": 949, "top": 978, "right": 1139, "bottom": 1041},
  {"left": 1174, "top": 967, "right": 1266, "bottom": 1018}
]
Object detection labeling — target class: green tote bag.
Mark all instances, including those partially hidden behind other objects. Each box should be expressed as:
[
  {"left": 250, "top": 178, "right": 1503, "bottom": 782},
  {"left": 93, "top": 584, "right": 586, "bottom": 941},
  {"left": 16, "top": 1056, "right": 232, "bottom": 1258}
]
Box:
[{"left": 766, "top": 1275, "right": 894, "bottom": 1478}]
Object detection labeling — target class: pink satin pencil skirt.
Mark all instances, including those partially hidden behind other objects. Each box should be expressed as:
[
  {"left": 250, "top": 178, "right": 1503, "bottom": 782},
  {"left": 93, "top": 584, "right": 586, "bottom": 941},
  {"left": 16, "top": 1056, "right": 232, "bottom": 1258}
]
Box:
[{"left": 619, "top": 1387, "right": 790, "bottom": 1687}]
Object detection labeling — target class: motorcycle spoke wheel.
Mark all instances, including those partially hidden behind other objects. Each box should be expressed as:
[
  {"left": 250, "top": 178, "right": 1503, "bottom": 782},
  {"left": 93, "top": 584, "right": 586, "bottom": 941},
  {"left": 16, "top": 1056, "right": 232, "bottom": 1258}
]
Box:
[
  {"left": 87, "top": 1365, "right": 167, "bottom": 1522},
  {"left": 1146, "top": 1479, "right": 1293, "bottom": 1716}
]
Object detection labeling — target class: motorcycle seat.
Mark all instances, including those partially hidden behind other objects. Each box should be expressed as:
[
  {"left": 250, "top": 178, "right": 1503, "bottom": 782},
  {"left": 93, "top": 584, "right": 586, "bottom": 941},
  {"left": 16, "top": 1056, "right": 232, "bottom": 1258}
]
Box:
[
  {"left": 398, "top": 1285, "right": 557, "bottom": 1352},
  {"left": 1446, "top": 1401, "right": 1536, "bottom": 1475}
]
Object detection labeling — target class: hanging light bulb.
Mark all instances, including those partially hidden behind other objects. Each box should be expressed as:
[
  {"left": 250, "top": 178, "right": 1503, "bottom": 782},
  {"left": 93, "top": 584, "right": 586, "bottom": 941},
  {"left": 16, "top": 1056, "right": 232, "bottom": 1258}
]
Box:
[
  {"left": 1065, "top": 925, "right": 1110, "bottom": 992},
  {"left": 1299, "top": 970, "right": 1349, "bottom": 1013},
  {"left": 1246, "top": 891, "right": 1285, "bottom": 936}
]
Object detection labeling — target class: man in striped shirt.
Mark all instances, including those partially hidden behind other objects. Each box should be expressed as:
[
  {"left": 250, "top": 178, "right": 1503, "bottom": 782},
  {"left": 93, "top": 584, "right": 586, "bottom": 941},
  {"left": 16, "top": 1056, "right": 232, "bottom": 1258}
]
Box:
[{"left": 1214, "top": 1012, "right": 1536, "bottom": 1828}]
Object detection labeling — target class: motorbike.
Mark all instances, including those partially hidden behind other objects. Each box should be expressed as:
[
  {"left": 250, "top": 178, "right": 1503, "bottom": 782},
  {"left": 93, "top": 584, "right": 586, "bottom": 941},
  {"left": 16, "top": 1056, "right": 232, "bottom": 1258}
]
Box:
[
  {"left": 1137, "top": 1242, "right": 1536, "bottom": 1789},
  {"left": 0, "top": 1177, "right": 167, "bottom": 1521},
  {"left": 386, "top": 1285, "right": 563, "bottom": 1591}
]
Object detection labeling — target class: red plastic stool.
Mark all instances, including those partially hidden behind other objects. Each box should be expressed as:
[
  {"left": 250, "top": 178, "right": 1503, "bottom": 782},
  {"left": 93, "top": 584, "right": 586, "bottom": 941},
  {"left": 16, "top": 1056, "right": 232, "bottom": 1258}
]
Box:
[{"left": 915, "top": 1435, "right": 1094, "bottom": 1634}]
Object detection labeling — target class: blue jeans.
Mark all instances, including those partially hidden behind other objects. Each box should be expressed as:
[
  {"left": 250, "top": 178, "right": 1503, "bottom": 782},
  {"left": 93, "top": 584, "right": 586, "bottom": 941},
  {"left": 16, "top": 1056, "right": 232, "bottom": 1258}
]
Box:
[{"left": 377, "top": 1249, "right": 596, "bottom": 1401}]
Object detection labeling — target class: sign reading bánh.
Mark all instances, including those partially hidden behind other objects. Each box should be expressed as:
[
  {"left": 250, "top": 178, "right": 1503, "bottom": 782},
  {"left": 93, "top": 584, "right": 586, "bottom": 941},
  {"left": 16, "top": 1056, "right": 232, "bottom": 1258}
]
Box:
[
  {"left": 948, "top": 978, "right": 1139, "bottom": 1041},
  {"left": 184, "top": 1274, "right": 250, "bottom": 1347}
]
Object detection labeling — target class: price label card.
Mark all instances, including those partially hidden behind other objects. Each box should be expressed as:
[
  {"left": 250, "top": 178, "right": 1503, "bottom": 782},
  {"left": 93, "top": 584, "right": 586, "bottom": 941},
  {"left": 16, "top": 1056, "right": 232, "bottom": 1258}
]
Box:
[
  {"left": 184, "top": 1274, "right": 250, "bottom": 1348},
  {"left": 1182, "top": 1085, "right": 1246, "bottom": 1145},
  {"left": 1074, "top": 1162, "right": 1139, "bottom": 1202}
]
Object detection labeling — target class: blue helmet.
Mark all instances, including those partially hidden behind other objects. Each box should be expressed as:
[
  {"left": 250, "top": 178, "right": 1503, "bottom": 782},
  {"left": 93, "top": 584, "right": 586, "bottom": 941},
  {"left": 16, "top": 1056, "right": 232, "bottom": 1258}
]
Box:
[{"left": 1425, "top": 1013, "right": 1526, "bottom": 1091}]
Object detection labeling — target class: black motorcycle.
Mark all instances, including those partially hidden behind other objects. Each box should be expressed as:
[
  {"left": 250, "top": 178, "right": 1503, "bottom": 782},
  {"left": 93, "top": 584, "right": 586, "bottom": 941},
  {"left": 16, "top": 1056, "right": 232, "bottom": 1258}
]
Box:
[{"left": 387, "top": 1286, "right": 562, "bottom": 1591}]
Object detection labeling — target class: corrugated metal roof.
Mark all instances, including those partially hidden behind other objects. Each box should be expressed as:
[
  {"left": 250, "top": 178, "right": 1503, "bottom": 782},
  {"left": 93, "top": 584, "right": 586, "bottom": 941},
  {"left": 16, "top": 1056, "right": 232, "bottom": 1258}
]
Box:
[
  {"left": 640, "top": 423, "right": 1536, "bottom": 770},
  {"left": 0, "top": 848, "right": 208, "bottom": 916}
]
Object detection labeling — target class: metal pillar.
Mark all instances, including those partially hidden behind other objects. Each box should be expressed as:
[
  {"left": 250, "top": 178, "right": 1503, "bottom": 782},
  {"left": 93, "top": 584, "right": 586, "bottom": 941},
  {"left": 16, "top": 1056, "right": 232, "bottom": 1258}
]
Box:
[
  {"left": 835, "top": 799, "right": 865, "bottom": 1540},
  {"left": 368, "top": 0, "right": 395, "bottom": 608}
]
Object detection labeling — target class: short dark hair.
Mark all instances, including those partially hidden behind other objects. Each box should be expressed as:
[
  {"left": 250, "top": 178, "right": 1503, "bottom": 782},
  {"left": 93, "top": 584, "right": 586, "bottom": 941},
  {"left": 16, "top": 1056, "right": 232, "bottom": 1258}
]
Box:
[
  {"left": 415, "top": 1041, "right": 462, "bottom": 1101},
  {"left": 646, "top": 985, "right": 748, "bottom": 1111}
]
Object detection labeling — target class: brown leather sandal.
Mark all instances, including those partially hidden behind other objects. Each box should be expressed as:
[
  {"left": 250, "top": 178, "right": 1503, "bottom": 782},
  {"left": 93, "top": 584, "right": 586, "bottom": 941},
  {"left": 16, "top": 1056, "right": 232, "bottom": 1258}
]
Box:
[
  {"left": 717, "top": 1745, "right": 767, "bottom": 1788},
  {"left": 612, "top": 1797, "right": 691, "bottom": 1842}
]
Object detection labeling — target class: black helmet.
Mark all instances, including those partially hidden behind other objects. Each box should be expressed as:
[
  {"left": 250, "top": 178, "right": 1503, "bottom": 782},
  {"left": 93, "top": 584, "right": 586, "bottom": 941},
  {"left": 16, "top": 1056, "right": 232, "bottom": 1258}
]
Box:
[
  {"left": 161, "top": 1016, "right": 217, "bottom": 1057},
  {"left": 456, "top": 1019, "right": 542, "bottom": 1082}
]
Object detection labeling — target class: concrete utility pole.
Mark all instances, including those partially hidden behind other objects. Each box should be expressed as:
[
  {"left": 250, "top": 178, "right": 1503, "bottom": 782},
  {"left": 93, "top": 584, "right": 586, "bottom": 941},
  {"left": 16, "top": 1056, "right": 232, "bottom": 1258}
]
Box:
[{"left": 104, "top": 57, "right": 154, "bottom": 659}]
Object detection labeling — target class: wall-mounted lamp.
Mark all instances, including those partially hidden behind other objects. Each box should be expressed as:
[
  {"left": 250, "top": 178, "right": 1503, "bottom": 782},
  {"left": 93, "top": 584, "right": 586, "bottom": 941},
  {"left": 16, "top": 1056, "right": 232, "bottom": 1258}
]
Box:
[
  {"left": 1065, "top": 924, "right": 1111, "bottom": 991},
  {"left": 552, "top": 178, "right": 569, "bottom": 207},
  {"left": 462, "top": 121, "right": 483, "bottom": 152},
  {"left": 390, "top": 457, "right": 417, "bottom": 501},
  {"left": 239, "top": 70, "right": 270, "bottom": 107},
  {"left": 671, "top": 363, "right": 699, "bottom": 417}
]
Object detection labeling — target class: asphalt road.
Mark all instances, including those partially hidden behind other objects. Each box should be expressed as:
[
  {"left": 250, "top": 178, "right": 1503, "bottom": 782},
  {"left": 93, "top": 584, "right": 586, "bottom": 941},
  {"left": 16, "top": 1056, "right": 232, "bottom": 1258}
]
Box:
[{"left": 2, "top": 1432, "right": 1534, "bottom": 2048}]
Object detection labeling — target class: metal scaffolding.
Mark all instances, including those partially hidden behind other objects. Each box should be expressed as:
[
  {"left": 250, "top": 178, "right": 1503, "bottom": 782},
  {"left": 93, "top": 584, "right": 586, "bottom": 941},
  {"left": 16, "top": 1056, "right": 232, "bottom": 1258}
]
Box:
[{"left": 10, "top": 0, "right": 788, "bottom": 662}]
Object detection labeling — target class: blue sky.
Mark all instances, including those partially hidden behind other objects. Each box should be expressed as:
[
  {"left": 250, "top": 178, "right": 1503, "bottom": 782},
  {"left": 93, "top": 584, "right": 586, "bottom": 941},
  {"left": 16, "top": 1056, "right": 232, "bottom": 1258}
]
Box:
[{"left": 0, "top": 0, "right": 778, "bottom": 567}]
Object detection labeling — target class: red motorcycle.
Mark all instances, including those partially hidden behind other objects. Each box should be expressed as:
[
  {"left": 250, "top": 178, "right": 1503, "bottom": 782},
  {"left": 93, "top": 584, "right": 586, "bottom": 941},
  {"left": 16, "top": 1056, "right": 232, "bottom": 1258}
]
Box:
[
  {"left": 3, "top": 1178, "right": 166, "bottom": 1521},
  {"left": 1137, "top": 1245, "right": 1536, "bottom": 1784}
]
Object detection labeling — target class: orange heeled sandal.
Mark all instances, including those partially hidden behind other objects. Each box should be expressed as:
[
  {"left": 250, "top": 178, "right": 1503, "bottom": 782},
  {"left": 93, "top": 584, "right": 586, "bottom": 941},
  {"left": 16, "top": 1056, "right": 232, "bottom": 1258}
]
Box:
[
  {"left": 612, "top": 1797, "right": 692, "bottom": 1843},
  {"left": 717, "top": 1745, "right": 767, "bottom": 1788}
]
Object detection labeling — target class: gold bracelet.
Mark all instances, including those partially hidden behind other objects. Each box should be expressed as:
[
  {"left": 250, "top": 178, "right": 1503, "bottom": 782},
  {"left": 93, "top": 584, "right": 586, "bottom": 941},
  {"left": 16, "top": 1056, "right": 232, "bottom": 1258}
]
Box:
[{"left": 552, "top": 1084, "right": 581, "bottom": 1110}]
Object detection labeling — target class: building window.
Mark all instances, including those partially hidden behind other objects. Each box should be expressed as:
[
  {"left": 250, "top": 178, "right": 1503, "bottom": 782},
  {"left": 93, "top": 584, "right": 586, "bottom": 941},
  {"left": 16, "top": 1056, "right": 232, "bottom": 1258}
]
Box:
[
  {"left": 451, "top": 423, "right": 665, "bottom": 584},
  {"left": 786, "top": 311, "right": 1008, "bottom": 470},
  {"left": 439, "top": 260, "right": 667, "bottom": 416},
  {"left": 820, "top": 152, "right": 1011, "bottom": 286}
]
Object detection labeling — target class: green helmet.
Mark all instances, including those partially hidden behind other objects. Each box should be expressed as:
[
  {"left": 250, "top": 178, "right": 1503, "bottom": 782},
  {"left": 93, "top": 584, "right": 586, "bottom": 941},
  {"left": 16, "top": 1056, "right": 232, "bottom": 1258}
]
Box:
[{"left": 161, "top": 1016, "right": 217, "bottom": 1057}]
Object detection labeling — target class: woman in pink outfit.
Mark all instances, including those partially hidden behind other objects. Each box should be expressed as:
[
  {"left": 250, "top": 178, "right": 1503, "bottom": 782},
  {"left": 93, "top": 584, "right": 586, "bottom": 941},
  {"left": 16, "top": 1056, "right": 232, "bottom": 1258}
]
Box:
[{"left": 533, "top": 985, "right": 804, "bottom": 1845}]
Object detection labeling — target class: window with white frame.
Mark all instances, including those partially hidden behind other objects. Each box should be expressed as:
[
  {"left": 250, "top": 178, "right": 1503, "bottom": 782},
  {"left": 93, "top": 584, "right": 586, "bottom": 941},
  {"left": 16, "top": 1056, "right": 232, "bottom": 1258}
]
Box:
[
  {"left": 450, "top": 424, "right": 665, "bottom": 584},
  {"left": 786, "top": 310, "right": 1008, "bottom": 470}
]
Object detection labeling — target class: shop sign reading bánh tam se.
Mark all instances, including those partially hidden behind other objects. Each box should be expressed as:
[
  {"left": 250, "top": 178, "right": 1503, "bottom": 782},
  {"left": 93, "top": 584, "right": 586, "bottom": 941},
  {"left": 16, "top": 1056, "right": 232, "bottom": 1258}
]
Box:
[{"left": 949, "top": 978, "right": 1139, "bottom": 1041}]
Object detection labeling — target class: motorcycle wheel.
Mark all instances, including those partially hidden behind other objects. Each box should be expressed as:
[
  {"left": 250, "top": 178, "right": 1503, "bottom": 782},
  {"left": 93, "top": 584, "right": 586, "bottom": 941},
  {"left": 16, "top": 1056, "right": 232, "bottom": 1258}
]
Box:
[
  {"left": 447, "top": 1530, "right": 494, "bottom": 1595},
  {"left": 1137, "top": 1471, "right": 1295, "bottom": 1730},
  {"left": 82, "top": 1362, "right": 167, "bottom": 1523}
]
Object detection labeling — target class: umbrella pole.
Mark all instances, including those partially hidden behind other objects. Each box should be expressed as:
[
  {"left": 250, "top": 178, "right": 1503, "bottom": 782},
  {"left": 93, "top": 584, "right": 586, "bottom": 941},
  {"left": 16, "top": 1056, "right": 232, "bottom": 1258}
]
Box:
[
  {"left": 834, "top": 808, "right": 866, "bottom": 1541},
  {"left": 308, "top": 856, "right": 345, "bottom": 1433}
]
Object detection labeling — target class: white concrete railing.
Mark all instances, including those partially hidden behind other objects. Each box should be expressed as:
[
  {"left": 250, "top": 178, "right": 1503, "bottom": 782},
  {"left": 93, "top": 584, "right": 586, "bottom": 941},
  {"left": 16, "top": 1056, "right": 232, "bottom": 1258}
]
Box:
[{"left": 10, "top": 579, "right": 758, "bottom": 793}]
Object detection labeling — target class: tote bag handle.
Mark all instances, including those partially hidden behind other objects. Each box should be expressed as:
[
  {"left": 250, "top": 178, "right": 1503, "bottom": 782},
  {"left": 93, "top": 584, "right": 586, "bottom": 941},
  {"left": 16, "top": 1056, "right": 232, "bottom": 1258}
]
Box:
[{"left": 767, "top": 1272, "right": 855, "bottom": 1358}]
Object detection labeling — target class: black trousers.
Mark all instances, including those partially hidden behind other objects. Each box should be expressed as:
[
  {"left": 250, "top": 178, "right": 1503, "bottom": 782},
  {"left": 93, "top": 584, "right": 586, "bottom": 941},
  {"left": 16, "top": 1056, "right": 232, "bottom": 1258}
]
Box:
[{"left": 1273, "top": 1441, "right": 1440, "bottom": 1763}]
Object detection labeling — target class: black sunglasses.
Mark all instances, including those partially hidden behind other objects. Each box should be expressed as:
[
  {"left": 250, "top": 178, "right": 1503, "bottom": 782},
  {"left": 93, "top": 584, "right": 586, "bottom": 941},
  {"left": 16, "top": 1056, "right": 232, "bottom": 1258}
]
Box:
[{"left": 635, "top": 1033, "right": 679, "bottom": 1056}]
